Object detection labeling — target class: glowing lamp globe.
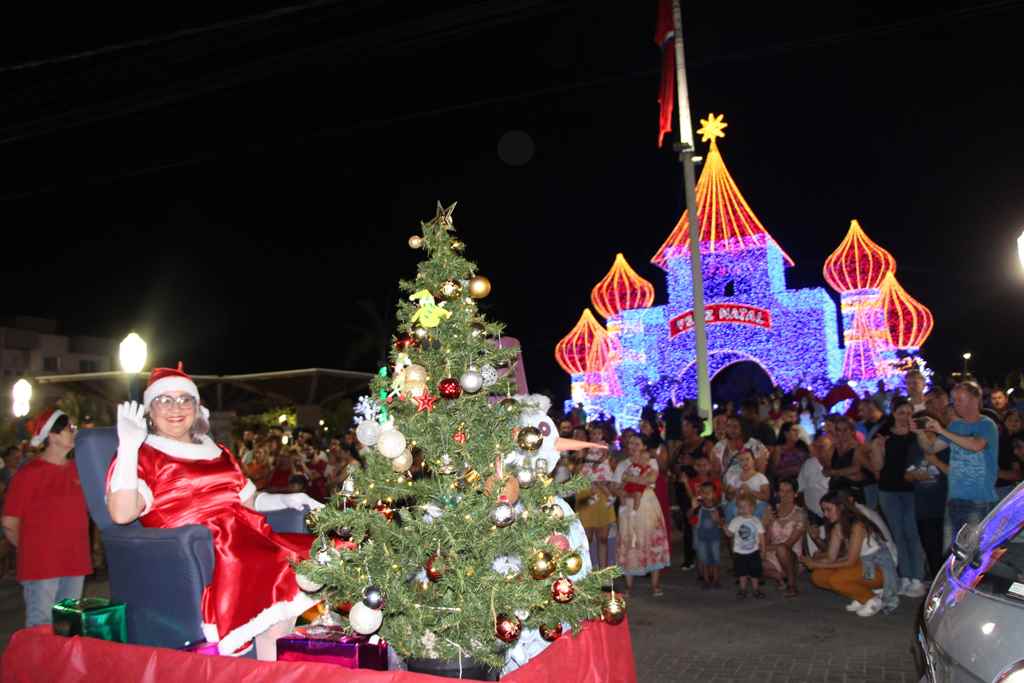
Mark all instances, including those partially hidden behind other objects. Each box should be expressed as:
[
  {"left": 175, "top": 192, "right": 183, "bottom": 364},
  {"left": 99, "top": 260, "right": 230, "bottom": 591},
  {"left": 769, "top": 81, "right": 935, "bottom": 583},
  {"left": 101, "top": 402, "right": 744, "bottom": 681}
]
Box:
[
  {"left": 1019, "top": 229, "right": 1024, "bottom": 271},
  {"left": 879, "top": 272, "right": 933, "bottom": 350},
  {"left": 590, "top": 253, "right": 655, "bottom": 319},
  {"left": 119, "top": 333, "right": 148, "bottom": 374},
  {"left": 822, "top": 219, "right": 896, "bottom": 293},
  {"left": 11, "top": 379, "right": 31, "bottom": 418}
]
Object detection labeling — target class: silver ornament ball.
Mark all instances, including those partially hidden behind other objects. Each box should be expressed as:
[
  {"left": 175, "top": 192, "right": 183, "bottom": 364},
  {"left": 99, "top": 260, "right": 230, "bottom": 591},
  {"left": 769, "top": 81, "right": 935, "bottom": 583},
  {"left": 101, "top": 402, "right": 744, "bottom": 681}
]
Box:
[
  {"left": 460, "top": 368, "right": 484, "bottom": 394},
  {"left": 515, "top": 466, "right": 535, "bottom": 488},
  {"left": 491, "top": 501, "right": 516, "bottom": 528},
  {"left": 362, "top": 585, "right": 385, "bottom": 610}
]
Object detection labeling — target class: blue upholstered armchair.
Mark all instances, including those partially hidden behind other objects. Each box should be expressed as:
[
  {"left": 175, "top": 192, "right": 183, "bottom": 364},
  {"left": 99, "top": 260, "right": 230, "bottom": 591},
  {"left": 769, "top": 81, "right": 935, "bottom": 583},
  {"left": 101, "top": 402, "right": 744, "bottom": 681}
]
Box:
[{"left": 74, "top": 427, "right": 309, "bottom": 649}]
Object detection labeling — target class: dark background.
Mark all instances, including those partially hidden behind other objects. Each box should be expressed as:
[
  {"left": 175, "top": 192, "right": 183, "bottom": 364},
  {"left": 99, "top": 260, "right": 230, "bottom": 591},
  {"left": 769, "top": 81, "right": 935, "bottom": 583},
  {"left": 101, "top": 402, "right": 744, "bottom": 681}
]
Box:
[{"left": 1, "top": 0, "right": 1022, "bottom": 402}]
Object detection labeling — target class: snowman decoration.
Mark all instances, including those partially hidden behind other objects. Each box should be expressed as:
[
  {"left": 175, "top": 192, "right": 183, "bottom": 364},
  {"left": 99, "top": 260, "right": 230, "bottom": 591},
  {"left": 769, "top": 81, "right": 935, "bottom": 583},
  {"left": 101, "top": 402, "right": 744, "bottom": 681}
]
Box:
[{"left": 501, "top": 395, "right": 606, "bottom": 675}]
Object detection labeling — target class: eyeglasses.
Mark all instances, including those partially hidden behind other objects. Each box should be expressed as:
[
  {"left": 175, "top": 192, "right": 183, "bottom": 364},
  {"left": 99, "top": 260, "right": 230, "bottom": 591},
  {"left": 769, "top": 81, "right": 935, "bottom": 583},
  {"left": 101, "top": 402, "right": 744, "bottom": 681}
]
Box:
[{"left": 151, "top": 394, "right": 198, "bottom": 410}]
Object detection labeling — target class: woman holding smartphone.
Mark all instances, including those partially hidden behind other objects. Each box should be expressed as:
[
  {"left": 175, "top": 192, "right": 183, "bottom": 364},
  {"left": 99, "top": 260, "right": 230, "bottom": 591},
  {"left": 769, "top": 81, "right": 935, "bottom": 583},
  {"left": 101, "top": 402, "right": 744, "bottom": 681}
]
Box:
[{"left": 870, "top": 397, "right": 928, "bottom": 598}]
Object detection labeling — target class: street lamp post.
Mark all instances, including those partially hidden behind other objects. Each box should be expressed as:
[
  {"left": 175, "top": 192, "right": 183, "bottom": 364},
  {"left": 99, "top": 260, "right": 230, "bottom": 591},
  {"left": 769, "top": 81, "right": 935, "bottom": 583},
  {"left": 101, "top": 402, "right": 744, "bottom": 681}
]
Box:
[
  {"left": 11, "top": 379, "right": 32, "bottom": 418},
  {"left": 119, "top": 333, "right": 148, "bottom": 401},
  {"left": 962, "top": 352, "right": 972, "bottom": 377}
]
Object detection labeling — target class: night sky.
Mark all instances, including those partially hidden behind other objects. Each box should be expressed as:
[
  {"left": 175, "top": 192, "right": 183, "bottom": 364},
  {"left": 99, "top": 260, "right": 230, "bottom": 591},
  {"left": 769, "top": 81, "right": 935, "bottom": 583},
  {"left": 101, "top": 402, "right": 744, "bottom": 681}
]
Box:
[{"left": 2, "top": 1, "right": 1022, "bottom": 403}]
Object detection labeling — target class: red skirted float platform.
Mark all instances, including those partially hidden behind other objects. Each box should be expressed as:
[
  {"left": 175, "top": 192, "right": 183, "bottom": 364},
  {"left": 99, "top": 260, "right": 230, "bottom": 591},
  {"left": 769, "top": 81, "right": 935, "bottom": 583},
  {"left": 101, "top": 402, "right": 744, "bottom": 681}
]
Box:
[{"left": 2, "top": 618, "right": 635, "bottom": 683}]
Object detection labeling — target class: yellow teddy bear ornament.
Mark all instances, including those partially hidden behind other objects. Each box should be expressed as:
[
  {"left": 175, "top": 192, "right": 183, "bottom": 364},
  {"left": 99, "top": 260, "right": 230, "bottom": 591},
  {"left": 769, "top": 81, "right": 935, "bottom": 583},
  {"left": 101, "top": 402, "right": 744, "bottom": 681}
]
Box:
[{"left": 409, "top": 289, "right": 452, "bottom": 328}]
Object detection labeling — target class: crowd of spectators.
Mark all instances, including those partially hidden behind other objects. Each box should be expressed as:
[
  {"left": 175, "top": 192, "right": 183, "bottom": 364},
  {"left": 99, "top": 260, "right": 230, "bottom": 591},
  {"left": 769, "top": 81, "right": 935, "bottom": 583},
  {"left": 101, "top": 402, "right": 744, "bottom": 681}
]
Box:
[{"left": 561, "top": 369, "right": 1024, "bottom": 615}]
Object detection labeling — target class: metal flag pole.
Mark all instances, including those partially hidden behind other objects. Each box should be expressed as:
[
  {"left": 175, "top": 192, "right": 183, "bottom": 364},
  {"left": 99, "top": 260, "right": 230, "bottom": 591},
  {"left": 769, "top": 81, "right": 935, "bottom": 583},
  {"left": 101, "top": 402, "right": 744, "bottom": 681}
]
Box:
[{"left": 671, "top": 0, "right": 712, "bottom": 430}]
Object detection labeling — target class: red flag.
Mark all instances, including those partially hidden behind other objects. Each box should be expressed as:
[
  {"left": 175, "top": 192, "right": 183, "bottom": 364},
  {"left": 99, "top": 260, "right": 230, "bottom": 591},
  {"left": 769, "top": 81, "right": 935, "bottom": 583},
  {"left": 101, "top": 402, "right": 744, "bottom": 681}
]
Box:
[{"left": 656, "top": 0, "right": 675, "bottom": 147}]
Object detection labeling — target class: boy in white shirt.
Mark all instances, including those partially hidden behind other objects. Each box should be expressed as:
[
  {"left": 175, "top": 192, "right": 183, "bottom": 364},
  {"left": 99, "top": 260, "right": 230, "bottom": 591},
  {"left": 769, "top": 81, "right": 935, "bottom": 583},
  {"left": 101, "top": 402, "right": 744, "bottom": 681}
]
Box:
[{"left": 723, "top": 493, "right": 766, "bottom": 599}]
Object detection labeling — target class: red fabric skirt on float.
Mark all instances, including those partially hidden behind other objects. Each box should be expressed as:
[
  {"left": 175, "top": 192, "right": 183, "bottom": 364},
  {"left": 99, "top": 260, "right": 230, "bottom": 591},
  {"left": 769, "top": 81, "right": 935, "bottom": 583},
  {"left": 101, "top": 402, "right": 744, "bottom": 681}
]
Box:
[{"left": 1, "top": 617, "right": 636, "bottom": 683}]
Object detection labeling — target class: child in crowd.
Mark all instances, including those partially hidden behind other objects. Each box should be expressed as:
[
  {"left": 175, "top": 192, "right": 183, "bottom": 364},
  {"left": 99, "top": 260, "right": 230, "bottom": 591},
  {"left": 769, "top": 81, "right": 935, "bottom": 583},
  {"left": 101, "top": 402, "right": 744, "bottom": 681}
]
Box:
[
  {"left": 723, "top": 493, "right": 766, "bottom": 599},
  {"left": 690, "top": 481, "right": 722, "bottom": 589},
  {"left": 622, "top": 459, "right": 653, "bottom": 511}
]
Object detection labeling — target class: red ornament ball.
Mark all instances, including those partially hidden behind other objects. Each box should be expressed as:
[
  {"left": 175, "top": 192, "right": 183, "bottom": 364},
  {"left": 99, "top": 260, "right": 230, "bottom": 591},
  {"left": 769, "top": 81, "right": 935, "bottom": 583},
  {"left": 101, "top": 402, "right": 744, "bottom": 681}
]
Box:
[
  {"left": 546, "top": 533, "right": 570, "bottom": 551},
  {"left": 335, "top": 601, "right": 353, "bottom": 615},
  {"left": 394, "top": 334, "right": 415, "bottom": 351},
  {"left": 551, "top": 576, "right": 575, "bottom": 604},
  {"left": 494, "top": 613, "right": 522, "bottom": 644},
  {"left": 333, "top": 538, "right": 358, "bottom": 552},
  {"left": 375, "top": 502, "right": 394, "bottom": 522},
  {"left": 438, "top": 377, "right": 462, "bottom": 400},
  {"left": 539, "top": 623, "right": 563, "bottom": 642},
  {"left": 425, "top": 554, "right": 446, "bottom": 582}
]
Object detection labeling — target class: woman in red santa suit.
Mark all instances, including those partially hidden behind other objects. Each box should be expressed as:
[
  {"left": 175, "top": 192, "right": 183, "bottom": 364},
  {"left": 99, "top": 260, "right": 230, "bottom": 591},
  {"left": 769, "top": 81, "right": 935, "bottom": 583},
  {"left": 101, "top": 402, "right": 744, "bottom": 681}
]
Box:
[{"left": 105, "top": 363, "right": 324, "bottom": 660}]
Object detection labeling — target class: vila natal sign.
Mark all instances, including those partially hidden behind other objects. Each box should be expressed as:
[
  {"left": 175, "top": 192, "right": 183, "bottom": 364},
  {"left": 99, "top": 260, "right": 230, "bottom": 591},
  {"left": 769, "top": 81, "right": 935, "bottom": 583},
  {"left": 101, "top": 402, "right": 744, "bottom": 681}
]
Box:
[{"left": 668, "top": 303, "right": 772, "bottom": 338}]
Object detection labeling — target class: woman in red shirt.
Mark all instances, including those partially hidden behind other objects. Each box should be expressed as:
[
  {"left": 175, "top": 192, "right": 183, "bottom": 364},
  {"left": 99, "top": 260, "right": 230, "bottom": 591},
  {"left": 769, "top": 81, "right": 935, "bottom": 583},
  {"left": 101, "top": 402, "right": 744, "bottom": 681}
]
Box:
[{"left": 2, "top": 408, "right": 92, "bottom": 627}]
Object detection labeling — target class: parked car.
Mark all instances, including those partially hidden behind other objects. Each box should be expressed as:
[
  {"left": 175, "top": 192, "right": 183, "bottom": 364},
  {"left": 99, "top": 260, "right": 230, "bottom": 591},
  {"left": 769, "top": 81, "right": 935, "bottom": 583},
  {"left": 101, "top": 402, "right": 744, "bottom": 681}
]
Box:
[{"left": 915, "top": 485, "right": 1024, "bottom": 681}]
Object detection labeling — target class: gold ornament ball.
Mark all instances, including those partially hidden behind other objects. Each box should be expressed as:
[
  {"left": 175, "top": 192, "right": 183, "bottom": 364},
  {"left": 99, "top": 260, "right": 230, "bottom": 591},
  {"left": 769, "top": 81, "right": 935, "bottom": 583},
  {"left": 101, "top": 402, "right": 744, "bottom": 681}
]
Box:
[
  {"left": 562, "top": 552, "right": 583, "bottom": 575},
  {"left": 304, "top": 509, "right": 320, "bottom": 530},
  {"left": 467, "top": 275, "right": 491, "bottom": 299},
  {"left": 470, "top": 322, "right": 487, "bottom": 338},
  {"left": 450, "top": 240, "right": 466, "bottom": 252},
  {"left": 529, "top": 550, "right": 555, "bottom": 580},
  {"left": 602, "top": 595, "right": 627, "bottom": 625},
  {"left": 408, "top": 235, "right": 423, "bottom": 249},
  {"left": 413, "top": 326, "right": 430, "bottom": 341},
  {"left": 391, "top": 449, "right": 414, "bottom": 473},
  {"left": 542, "top": 503, "right": 565, "bottom": 521},
  {"left": 516, "top": 426, "right": 544, "bottom": 452},
  {"left": 405, "top": 364, "right": 428, "bottom": 384},
  {"left": 498, "top": 397, "right": 519, "bottom": 413}
]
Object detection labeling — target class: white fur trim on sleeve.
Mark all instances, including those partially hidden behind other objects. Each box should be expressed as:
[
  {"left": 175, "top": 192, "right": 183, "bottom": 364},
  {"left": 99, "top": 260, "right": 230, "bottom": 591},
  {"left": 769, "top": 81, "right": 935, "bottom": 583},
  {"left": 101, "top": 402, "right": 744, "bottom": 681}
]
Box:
[
  {"left": 105, "top": 479, "right": 153, "bottom": 517},
  {"left": 239, "top": 479, "right": 256, "bottom": 503}
]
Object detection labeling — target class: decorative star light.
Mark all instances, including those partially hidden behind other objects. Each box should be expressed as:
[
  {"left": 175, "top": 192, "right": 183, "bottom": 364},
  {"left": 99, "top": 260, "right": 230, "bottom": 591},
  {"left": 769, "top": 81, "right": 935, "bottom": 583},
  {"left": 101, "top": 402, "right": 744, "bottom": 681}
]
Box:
[
  {"left": 697, "top": 113, "right": 727, "bottom": 143},
  {"left": 433, "top": 201, "right": 458, "bottom": 228},
  {"left": 414, "top": 391, "right": 438, "bottom": 413}
]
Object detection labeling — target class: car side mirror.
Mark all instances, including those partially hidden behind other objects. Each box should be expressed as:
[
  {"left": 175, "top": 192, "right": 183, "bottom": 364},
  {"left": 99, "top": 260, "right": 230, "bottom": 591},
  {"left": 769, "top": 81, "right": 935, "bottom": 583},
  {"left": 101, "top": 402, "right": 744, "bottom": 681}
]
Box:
[{"left": 952, "top": 522, "right": 980, "bottom": 565}]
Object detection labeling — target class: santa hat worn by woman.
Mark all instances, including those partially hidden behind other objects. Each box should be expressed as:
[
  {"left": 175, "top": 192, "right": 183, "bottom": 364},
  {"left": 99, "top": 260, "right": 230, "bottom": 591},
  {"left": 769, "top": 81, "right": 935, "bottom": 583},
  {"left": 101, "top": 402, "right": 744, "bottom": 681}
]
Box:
[
  {"left": 28, "top": 407, "right": 67, "bottom": 447},
  {"left": 143, "top": 362, "right": 209, "bottom": 421}
]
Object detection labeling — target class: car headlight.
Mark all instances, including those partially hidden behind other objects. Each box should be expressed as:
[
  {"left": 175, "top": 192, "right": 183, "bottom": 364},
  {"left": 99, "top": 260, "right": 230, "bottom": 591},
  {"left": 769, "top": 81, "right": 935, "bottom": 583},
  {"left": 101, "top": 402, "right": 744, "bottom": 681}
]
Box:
[
  {"left": 923, "top": 584, "right": 944, "bottom": 621},
  {"left": 997, "top": 662, "right": 1024, "bottom": 682}
]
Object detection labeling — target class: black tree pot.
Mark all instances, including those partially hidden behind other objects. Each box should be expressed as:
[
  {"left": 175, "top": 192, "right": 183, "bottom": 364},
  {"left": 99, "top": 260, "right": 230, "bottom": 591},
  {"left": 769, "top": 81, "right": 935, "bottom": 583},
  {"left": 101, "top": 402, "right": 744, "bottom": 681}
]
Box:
[{"left": 404, "top": 656, "right": 499, "bottom": 680}]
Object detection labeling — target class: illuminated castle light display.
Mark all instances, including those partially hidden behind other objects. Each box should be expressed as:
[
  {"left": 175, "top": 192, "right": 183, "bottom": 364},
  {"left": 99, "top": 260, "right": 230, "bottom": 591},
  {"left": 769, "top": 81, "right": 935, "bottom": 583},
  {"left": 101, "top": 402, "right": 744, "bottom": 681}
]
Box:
[
  {"left": 555, "top": 114, "right": 933, "bottom": 425},
  {"left": 823, "top": 220, "right": 934, "bottom": 390}
]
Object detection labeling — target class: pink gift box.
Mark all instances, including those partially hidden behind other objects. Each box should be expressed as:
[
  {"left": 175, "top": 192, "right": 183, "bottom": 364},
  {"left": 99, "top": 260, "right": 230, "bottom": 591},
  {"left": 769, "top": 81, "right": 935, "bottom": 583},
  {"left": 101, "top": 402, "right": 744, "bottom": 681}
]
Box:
[
  {"left": 179, "top": 640, "right": 221, "bottom": 656},
  {"left": 277, "top": 625, "right": 388, "bottom": 670}
]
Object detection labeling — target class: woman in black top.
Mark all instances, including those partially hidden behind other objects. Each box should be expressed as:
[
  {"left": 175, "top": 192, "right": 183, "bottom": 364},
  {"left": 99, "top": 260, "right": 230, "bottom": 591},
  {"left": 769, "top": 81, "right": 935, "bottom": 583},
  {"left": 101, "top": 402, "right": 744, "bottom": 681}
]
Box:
[{"left": 869, "top": 397, "right": 927, "bottom": 597}]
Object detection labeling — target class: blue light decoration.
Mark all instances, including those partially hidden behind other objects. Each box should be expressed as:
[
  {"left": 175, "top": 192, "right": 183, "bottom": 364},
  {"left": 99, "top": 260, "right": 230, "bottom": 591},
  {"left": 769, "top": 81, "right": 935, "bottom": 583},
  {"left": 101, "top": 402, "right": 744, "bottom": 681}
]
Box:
[{"left": 557, "top": 115, "right": 844, "bottom": 427}]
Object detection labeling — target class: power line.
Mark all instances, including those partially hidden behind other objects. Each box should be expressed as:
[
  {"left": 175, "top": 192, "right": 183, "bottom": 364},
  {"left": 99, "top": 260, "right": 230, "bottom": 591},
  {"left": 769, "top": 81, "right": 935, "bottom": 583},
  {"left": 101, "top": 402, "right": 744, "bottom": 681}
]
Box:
[
  {"left": 0, "top": 0, "right": 353, "bottom": 75},
  {"left": 0, "top": 0, "right": 1020, "bottom": 201}
]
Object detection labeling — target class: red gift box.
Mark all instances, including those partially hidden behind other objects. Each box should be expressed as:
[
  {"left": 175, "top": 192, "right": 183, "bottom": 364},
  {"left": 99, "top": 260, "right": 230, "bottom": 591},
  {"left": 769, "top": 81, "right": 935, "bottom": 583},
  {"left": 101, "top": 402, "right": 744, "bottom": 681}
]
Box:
[{"left": 276, "top": 625, "right": 388, "bottom": 670}]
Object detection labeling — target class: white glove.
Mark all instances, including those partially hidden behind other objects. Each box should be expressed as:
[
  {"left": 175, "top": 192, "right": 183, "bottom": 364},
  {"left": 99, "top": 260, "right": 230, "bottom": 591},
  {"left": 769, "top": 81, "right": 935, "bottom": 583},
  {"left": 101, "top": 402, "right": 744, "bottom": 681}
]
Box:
[
  {"left": 109, "top": 401, "right": 147, "bottom": 493},
  {"left": 253, "top": 492, "right": 325, "bottom": 513}
]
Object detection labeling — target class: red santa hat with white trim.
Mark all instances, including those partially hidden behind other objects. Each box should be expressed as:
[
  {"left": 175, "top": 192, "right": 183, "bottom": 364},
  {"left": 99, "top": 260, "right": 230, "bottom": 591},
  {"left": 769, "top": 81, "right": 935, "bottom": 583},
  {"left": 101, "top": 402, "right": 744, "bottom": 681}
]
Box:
[
  {"left": 143, "top": 362, "right": 201, "bottom": 413},
  {"left": 28, "top": 407, "right": 66, "bottom": 447}
]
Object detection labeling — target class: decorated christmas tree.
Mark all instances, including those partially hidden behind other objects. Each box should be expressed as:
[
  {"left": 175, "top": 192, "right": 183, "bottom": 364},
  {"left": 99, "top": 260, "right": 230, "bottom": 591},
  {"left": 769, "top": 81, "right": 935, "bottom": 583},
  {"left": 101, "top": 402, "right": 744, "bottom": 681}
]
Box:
[{"left": 296, "top": 204, "right": 623, "bottom": 673}]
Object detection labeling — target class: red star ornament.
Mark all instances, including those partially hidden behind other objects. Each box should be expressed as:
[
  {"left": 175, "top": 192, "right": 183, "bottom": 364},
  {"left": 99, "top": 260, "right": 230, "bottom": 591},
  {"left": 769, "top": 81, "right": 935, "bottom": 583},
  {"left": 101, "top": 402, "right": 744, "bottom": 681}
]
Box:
[
  {"left": 414, "top": 391, "right": 438, "bottom": 413},
  {"left": 453, "top": 429, "right": 468, "bottom": 444}
]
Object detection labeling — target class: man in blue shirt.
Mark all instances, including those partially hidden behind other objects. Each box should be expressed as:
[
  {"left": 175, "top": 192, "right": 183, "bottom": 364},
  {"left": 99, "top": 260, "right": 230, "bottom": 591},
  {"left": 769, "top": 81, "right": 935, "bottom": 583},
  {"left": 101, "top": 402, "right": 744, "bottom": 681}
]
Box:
[{"left": 915, "top": 381, "right": 999, "bottom": 539}]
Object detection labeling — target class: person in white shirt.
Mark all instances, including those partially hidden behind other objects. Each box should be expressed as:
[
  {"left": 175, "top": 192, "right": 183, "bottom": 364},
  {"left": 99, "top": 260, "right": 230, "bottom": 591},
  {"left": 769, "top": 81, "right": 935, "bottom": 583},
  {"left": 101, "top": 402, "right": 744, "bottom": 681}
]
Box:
[{"left": 798, "top": 433, "right": 833, "bottom": 521}]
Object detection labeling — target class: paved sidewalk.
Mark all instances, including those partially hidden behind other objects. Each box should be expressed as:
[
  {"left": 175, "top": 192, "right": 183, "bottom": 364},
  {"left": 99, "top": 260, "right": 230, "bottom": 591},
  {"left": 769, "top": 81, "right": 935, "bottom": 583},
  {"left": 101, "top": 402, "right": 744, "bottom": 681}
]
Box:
[{"left": 625, "top": 565, "right": 921, "bottom": 683}]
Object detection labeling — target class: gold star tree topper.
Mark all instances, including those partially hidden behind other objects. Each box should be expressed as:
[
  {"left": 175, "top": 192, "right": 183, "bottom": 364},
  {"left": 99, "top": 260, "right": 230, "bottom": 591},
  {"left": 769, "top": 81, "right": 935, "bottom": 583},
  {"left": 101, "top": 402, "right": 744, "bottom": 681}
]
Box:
[{"left": 697, "top": 113, "right": 727, "bottom": 143}]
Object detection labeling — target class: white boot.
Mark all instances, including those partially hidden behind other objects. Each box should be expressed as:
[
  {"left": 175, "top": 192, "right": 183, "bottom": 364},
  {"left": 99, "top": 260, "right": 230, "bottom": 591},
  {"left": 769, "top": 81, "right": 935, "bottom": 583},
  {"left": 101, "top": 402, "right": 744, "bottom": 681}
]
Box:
[
  {"left": 845, "top": 600, "right": 863, "bottom": 612},
  {"left": 856, "top": 596, "right": 882, "bottom": 617}
]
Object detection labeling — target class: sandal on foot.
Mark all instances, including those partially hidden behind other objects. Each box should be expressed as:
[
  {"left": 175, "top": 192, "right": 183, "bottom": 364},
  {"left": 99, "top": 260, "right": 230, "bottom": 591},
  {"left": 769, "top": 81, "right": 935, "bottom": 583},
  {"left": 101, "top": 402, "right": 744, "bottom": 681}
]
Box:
[{"left": 753, "top": 590, "right": 766, "bottom": 599}]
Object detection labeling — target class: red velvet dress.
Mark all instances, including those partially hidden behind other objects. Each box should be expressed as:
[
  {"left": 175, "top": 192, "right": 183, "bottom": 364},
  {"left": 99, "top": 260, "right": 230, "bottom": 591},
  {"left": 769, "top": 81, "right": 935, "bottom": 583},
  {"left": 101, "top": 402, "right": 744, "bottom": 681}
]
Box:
[{"left": 106, "top": 435, "right": 317, "bottom": 655}]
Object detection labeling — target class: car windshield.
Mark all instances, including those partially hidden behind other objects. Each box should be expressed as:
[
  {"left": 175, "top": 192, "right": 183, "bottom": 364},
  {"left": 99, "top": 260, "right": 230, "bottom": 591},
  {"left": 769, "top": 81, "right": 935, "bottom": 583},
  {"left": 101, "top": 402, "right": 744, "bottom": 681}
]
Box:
[{"left": 957, "top": 485, "right": 1024, "bottom": 601}]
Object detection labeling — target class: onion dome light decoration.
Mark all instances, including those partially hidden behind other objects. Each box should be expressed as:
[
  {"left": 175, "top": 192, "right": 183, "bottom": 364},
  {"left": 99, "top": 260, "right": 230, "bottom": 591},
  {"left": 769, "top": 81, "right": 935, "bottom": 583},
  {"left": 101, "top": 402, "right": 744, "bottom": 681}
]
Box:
[
  {"left": 823, "top": 219, "right": 896, "bottom": 293},
  {"left": 590, "top": 253, "right": 655, "bottom": 319},
  {"left": 880, "top": 272, "right": 934, "bottom": 350},
  {"left": 554, "top": 309, "right": 608, "bottom": 375}
]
